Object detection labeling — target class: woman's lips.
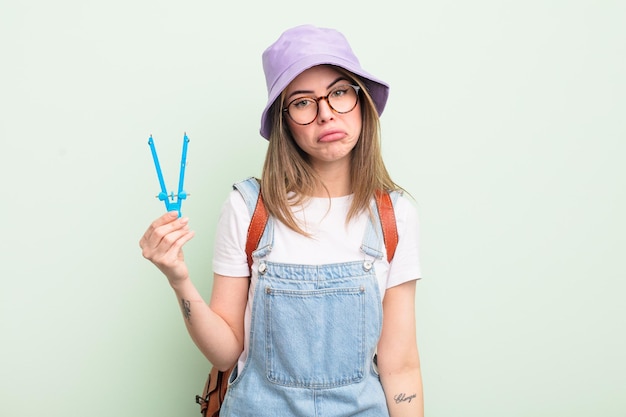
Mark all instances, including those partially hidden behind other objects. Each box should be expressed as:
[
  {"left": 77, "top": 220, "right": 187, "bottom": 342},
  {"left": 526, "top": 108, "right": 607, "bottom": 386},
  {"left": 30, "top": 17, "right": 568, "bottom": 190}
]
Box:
[{"left": 318, "top": 130, "right": 345, "bottom": 142}]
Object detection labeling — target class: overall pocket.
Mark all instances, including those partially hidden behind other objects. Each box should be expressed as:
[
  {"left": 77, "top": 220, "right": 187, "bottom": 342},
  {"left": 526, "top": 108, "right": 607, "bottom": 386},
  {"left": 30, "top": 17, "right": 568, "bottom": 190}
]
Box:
[{"left": 264, "top": 285, "right": 366, "bottom": 388}]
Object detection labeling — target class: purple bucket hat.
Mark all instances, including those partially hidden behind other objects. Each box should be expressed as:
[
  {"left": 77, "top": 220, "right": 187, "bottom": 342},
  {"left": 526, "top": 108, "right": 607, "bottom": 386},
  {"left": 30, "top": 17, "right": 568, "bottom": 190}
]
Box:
[{"left": 260, "top": 24, "right": 390, "bottom": 140}]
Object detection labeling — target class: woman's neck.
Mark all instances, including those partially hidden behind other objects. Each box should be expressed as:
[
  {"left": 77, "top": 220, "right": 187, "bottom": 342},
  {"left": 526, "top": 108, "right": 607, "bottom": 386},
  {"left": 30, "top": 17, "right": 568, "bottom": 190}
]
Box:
[{"left": 310, "top": 159, "right": 352, "bottom": 197}]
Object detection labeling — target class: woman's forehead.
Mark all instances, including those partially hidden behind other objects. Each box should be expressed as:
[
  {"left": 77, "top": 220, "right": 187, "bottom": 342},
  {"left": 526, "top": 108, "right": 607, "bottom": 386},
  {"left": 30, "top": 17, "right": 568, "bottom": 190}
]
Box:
[{"left": 286, "top": 65, "right": 348, "bottom": 93}]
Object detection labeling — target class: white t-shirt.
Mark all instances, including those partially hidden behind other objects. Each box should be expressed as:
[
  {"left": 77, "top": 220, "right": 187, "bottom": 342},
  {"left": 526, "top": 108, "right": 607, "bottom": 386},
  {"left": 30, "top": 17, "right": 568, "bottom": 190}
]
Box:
[
  {"left": 213, "top": 190, "right": 421, "bottom": 291},
  {"left": 212, "top": 190, "right": 421, "bottom": 369}
]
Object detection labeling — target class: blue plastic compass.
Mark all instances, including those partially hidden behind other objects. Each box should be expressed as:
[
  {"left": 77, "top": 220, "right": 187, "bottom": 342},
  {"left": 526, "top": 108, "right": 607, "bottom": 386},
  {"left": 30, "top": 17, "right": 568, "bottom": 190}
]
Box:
[{"left": 147, "top": 133, "right": 190, "bottom": 217}]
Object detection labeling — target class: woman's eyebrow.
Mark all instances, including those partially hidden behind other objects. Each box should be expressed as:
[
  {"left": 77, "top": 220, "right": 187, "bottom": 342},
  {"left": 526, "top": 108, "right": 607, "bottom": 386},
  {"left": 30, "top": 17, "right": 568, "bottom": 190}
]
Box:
[
  {"left": 327, "top": 77, "right": 348, "bottom": 89},
  {"left": 286, "top": 77, "right": 349, "bottom": 100}
]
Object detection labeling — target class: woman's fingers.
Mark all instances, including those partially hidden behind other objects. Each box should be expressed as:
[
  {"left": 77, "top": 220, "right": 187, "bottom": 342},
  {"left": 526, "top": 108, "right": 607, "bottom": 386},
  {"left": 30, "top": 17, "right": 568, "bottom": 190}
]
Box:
[
  {"left": 152, "top": 227, "right": 194, "bottom": 262},
  {"left": 140, "top": 214, "right": 191, "bottom": 259},
  {"left": 140, "top": 213, "right": 196, "bottom": 283},
  {"left": 141, "top": 212, "right": 183, "bottom": 245},
  {"left": 149, "top": 217, "right": 189, "bottom": 251},
  {"left": 140, "top": 212, "right": 186, "bottom": 248},
  {"left": 166, "top": 228, "right": 195, "bottom": 260}
]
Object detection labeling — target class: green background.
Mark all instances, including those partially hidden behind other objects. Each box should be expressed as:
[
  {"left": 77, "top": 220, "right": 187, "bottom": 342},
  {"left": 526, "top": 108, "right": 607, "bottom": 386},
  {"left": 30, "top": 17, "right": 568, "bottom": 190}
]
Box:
[{"left": 1, "top": 0, "right": 624, "bottom": 416}]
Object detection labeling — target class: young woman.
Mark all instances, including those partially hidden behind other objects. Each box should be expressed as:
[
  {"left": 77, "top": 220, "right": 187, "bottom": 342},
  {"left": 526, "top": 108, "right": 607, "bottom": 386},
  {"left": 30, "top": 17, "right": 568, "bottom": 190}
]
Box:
[{"left": 140, "top": 25, "right": 423, "bottom": 417}]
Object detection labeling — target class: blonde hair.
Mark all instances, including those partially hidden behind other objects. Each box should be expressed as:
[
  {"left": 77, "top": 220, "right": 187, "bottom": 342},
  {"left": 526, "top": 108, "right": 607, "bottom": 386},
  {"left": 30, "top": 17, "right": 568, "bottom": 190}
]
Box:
[{"left": 260, "top": 66, "right": 400, "bottom": 235}]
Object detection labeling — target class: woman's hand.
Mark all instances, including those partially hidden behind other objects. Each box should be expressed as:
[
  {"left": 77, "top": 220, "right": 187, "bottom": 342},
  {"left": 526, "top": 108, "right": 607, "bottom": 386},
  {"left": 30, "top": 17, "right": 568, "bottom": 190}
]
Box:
[{"left": 139, "top": 211, "right": 195, "bottom": 286}]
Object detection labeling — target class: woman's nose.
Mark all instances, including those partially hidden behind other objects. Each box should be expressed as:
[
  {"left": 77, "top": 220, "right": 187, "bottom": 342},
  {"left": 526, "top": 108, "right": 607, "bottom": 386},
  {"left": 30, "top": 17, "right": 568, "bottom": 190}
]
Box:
[{"left": 316, "top": 98, "right": 335, "bottom": 122}]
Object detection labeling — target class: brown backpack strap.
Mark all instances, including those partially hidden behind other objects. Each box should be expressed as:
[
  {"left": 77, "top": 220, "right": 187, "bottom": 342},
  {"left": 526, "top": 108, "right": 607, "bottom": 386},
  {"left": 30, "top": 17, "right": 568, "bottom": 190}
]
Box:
[
  {"left": 374, "top": 190, "right": 399, "bottom": 263},
  {"left": 245, "top": 192, "right": 269, "bottom": 271}
]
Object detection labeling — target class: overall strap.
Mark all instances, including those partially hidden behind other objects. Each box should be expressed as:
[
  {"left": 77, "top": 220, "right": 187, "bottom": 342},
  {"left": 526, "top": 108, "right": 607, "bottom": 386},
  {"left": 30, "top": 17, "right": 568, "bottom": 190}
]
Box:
[{"left": 233, "top": 177, "right": 269, "bottom": 272}]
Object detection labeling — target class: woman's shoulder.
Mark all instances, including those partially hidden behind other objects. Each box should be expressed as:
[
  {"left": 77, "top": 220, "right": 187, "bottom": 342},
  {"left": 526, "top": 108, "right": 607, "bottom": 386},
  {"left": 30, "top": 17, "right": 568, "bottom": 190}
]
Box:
[
  {"left": 392, "top": 190, "right": 418, "bottom": 214},
  {"left": 219, "top": 186, "right": 251, "bottom": 223},
  {"left": 390, "top": 191, "right": 420, "bottom": 234}
]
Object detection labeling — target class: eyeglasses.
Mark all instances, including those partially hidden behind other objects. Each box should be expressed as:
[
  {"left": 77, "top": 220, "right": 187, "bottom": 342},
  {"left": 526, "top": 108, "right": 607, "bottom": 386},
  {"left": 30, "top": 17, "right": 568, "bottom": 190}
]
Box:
[{"left": 283, "top": 84, "right": 361, "bottom": 125}]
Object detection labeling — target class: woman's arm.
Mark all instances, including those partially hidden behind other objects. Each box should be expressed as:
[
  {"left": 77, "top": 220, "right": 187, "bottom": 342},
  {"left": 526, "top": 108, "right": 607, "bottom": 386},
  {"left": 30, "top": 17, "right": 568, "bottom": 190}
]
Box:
[
  {"left": 139, "top": 211, "right": 247, "bottom": 371},
  {"left": 170, "top": 273, "right": 248, "bottom": 371},
  {"left": 377, "top": 279, "right": 424, "bottom": 417}
]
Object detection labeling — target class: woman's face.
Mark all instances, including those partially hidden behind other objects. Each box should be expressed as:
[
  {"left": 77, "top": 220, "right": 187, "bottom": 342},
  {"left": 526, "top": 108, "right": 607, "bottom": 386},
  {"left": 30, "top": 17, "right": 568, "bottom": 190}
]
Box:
[{"left": 283, "top": 65, "right": 362, "bottom": 168}]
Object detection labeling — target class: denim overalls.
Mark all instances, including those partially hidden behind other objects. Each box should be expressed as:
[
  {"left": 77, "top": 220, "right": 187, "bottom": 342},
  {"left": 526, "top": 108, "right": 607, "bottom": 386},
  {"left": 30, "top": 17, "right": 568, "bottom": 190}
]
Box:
[{"left": 220, "top": 178, "right": 395, "bottom": 417}]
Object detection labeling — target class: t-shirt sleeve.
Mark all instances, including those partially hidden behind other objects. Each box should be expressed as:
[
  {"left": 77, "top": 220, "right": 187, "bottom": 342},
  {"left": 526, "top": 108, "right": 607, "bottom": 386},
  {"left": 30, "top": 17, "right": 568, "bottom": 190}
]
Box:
[
  {"left": 212, "top": 190, "right": 251, "bottom": 277},
  {"left": 386, "top": 194, "right": 422, "bottom": 288}
]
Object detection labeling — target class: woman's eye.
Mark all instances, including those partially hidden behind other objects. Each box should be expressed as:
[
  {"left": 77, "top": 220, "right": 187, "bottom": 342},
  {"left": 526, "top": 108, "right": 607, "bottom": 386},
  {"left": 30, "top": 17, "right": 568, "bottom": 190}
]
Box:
[
  {"left": 331, "top": 87, "right": 348, "bottom": 97},
  {"left": 292, "top": 98, "right": 312, "bottom": 108}
]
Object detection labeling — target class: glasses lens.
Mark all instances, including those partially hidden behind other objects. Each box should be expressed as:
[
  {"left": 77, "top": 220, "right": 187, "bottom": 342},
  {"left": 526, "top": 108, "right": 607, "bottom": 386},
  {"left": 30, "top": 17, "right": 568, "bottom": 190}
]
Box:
[
  {"left": 328, "top": 85, "right": 359, "bottom": 114},
  {"left": 286, "top": 85, "right": 359, "bottom": 125},
  {"left": 287, "top": 97, "right": 318, "bottom": 125}
]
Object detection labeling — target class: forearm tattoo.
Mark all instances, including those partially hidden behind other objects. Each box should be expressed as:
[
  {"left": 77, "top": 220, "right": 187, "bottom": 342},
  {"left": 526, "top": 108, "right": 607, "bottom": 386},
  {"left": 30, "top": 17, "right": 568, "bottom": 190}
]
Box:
[
  {"left": 394, "top": 392, "right": 417, "bottom": 404},
  {"left": 181, "top": 298, "right": 191, "bottom": 322}
]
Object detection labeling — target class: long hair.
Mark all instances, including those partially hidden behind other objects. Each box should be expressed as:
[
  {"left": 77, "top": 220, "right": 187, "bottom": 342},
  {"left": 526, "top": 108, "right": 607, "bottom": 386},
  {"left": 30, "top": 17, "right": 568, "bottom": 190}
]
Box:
[{"left": 260, "top": 65, "right": 400, "bottom": 235}]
